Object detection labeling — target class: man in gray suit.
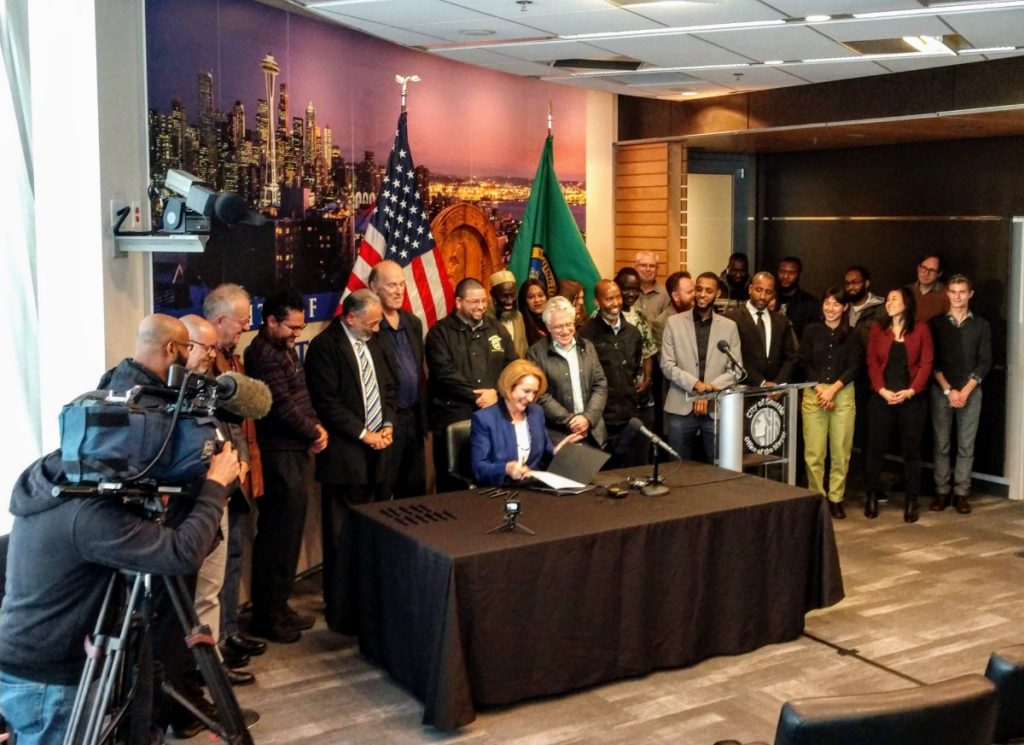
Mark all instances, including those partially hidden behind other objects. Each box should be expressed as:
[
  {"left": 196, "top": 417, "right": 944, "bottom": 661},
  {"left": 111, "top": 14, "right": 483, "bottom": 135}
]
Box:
[{"left": 661, "top": 272, "right": 742, "bottom": 461}]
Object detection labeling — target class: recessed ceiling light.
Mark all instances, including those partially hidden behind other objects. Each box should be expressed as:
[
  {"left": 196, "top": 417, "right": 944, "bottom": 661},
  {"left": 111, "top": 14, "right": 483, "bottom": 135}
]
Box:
[
  {"left": 681, "top": 90, "right": 699, "bottom": 96},
  {"left": 461, "top": 29, "right": 497, "bottom": 36},
  {"left": 805, "top": 14, "right": 832, "bottom": 22}
]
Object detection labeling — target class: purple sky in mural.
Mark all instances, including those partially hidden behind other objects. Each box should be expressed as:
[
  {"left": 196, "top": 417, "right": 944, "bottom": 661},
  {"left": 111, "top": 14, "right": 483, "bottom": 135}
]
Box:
[{"left": 146, "top": 0, "right": 588, "bottom": 181}]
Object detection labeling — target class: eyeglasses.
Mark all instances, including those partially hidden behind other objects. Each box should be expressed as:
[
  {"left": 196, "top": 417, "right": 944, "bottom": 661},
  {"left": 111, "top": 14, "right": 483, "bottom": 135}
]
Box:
[
  {"left": 282, "top": 322, "right": 306, "bottom": 333},
  {"left": 549, "top": 322, "right": 576, "bottom": 332},
  {"left": 918, "top": 264, "right": 941, "bottom": 275},
  {"left": 189, "top": 339, "right": 216, "bottom": 355}
]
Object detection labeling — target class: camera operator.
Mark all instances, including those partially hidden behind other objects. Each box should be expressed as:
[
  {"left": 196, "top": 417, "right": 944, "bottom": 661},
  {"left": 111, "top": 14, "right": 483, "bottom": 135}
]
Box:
[{"left": 0, "top": 442, "right": 240, "bottom": 745}]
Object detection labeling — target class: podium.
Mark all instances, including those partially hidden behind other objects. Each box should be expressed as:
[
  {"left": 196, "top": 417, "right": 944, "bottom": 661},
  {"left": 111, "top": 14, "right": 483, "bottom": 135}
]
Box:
[{"left": 711, "top": 382, "right": 817, "bottom": 484}]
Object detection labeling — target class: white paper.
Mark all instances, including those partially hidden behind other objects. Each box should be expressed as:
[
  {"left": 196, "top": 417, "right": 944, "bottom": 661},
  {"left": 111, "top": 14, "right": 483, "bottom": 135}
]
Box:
[{"left": 527, "top": 470, "right": 588, "bottom": 492}]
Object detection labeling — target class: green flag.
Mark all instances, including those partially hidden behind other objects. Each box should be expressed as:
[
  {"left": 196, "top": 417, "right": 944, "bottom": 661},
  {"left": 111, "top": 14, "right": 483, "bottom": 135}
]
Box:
[{"left": 510, "top": 135, "right": 599, "bottom": 312}]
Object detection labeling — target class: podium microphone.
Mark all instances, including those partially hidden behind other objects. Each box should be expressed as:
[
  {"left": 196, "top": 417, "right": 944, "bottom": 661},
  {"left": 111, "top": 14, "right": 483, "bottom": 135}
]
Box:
[
  {"left": 716, "top": 339, "right": 746, "bottom": 378},
  {"left": 628, "top": 417, "right": 681, "bottom": 461}
]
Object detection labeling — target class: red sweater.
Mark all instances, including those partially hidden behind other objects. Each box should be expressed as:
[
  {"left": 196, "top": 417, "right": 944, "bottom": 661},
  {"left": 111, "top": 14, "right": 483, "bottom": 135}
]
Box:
[{"left": 866, "top": 321, "right": 934, "bottom": 394}]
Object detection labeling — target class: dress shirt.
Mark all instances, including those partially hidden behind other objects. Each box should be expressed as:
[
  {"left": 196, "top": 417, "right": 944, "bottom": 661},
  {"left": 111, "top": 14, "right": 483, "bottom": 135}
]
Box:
[
  {"left": 343, "top": 324, "right": 379, "bottom": 439},
  {"left": 553, "top": 337, "right": 585, "bottom": 414},
  {"left": 745, "top": 301, "right": 772, "bottom": 354},
  {"left": 798, "top": 322, "right": 861, "bottom": 385},
  {"left": 693, "top": 310, "right": 714, "bottom": 381},
  {"left": 380, "top": 312, "right": 419, "bottom": 410}
]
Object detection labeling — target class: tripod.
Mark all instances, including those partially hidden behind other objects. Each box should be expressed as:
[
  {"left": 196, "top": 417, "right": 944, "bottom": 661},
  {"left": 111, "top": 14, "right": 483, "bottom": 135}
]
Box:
[{"left": 63, "top": 569, "right": 253, "bottom": 745}]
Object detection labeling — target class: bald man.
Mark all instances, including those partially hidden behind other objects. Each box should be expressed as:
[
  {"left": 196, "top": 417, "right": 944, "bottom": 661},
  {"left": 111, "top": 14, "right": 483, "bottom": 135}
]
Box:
[
  {"left": 368, "top": 260, "right": 427, "bottom": 498},
  {"left": 98, "top": 313, "right": 189, "bottom": 390},
  {"left": 181, "top": 314, "right": 219, "bottom": 376}
]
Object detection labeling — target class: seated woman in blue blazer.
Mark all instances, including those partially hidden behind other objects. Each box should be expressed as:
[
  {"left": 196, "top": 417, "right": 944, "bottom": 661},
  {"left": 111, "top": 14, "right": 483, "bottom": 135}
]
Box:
[{"left": 471, "top": 359, "right": 583, "bottom": 486}]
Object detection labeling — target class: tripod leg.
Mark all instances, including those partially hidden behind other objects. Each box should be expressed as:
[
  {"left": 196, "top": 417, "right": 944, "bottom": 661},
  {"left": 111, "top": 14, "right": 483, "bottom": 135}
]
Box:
[
  {"left": 64, "top": 573, "right": 119, "bottom": 744},
  {"left": 162, "top": 575, "right": 253, "bottom": 745}
]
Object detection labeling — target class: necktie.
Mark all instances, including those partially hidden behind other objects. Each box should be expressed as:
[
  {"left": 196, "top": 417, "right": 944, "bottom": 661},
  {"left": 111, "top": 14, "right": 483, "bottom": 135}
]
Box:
[
  {"left": 356, "top": 341, "right": 383, "bottom": 432},
  {"left": 756, "top": 310, "right": 767, "bottom": 351}
]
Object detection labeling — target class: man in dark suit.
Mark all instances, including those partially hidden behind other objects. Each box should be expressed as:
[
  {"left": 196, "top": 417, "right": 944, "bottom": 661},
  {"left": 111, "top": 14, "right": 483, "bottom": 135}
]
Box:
[
  {"left": 726, "top": 271, "right": 799, "bottom": 388},
  {"left": 305, "top": 289, "right": 396, "bottom": 633},
  {"left": 369, "top": 260, "right": 427, "bottom": 499}
]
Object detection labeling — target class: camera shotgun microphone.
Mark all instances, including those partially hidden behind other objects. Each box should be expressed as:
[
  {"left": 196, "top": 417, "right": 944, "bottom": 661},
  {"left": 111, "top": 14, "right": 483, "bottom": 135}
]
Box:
[
  {"left": 628, "top": 417, "right": 682, "bottom": 461},
  {"left": 716, "top": 339, "right": 746, "bottom": 378},
  {"left": 214, "top": 371, "right": 272, "bottom": 419}
]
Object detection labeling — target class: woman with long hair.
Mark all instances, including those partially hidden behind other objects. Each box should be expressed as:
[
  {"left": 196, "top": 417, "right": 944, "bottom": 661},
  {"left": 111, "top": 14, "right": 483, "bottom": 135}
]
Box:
[
  {"left": 863, "top": 287, "right": 934, "bottom": 522},
  {"left": 518, "top": 278, "right": 549, "bottom": 347},
  {"left": 799, "top": 287, "right": 862, "bottom": 519}
]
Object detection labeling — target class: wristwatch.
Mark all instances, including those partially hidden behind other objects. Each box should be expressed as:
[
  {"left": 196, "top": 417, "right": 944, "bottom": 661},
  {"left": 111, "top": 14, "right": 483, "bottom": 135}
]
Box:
[{"left": 943, "top": 388, "right": 951, "bottom": 396}]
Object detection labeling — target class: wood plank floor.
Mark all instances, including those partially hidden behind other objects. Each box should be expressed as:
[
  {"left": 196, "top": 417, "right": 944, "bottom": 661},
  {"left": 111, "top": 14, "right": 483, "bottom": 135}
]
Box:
[{"left": 175, "top": 490, "right": 1024, "bottom": 744}]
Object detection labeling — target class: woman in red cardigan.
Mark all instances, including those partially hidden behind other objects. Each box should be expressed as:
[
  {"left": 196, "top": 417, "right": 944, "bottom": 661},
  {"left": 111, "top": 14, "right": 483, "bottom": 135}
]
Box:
[{"left": 864, "top": 287, "right": 934, "bottom": 523}]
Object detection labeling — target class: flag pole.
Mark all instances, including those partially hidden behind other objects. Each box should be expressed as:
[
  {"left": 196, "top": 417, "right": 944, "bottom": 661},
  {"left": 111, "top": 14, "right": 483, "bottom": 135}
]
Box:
[
  {"left": 547, "top": 99, "right": 553, "bottom": 135},
  {"left": 395, "top": 74, "right": 421, "bottom": 113}
]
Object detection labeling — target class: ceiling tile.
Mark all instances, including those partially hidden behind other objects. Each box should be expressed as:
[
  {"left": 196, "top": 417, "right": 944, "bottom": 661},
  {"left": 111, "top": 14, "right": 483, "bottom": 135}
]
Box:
[
  {"left": 818, "top": 16, "right": 950, "bottom": 43},
  {"left": 693, "top": 24, "right": 854, "bottom": 62},
  {"left": 312, "top": 0, "right": 483, "bottom": 25},
  {"left": 775, "top": 59, "right": 893, "bottom": 83},
  {"left": 941, "top": 9, "right": 1024, "bottom": 48},
  {"left": 311, "top": 12, "right": 451, "bottom": 45},
  {"left": 613, "top": 0, "right": 785, "bottom": 26},
  {"left": 584, "top": 33, "right": 751, "bottom": 67},
  {"left": 766, "top": 0, "right": 920, "bottom": 16}
]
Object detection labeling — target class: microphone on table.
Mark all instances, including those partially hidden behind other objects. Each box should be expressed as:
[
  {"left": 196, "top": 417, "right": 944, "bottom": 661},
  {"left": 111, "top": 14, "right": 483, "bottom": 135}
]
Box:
[
  {"left": 628, "top": 417, "right": 681, "bottom": 461},
  {"left": 716, "top": 339, "right": 747, "bottom": 379}
]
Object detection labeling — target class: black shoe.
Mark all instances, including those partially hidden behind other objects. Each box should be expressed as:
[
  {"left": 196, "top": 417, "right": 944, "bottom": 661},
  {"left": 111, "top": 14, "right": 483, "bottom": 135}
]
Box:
[
  {"left": 169, "top": 693, "right": 217, "bottom": 739},
  {"left": 864, "top": 490, "right": 881, "bottom": 519},
  {"left": 219, "top": 643, "right": 250, "bottom": 669},
  {"left": 283, "top": 605, "right": 315, "bottom": 631},
  {"left": 954, "top": 495, "right": 972, "bottom": 514},
  {"left": 227, "top": 668, "right": 256, "bottom": 686},
  {"left": 224, "top": 632, "right": 267, "bottom": 657},
  {"left": 828, "top": 501, "right": 846, "bottom": 519},
  {"left": 930, "top": 494, "right": 948, "bottom": 512},
  {"left": 250, "top": 616, "right": 301, "bottom": 644},
  {"left": 904, "top": 498, "right": 919, "bottom": 523}
]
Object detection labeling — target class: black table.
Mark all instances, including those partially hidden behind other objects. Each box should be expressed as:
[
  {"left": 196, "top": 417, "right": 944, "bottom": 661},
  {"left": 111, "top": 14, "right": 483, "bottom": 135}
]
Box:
[{"left": 340, "top": 462, "right": 844, "bottom": 729}]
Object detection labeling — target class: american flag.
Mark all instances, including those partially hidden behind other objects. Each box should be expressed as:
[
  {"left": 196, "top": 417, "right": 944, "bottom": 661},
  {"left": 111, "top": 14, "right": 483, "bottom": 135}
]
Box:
[{"left": 342, "top": 112, "right": 453, "bottom": 325}]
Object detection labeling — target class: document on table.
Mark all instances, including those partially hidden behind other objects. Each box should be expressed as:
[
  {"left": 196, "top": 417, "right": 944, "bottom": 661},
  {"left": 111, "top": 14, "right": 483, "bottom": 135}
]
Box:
[{"left": 527, "top": 470, "right": 588, "bottom": 493}]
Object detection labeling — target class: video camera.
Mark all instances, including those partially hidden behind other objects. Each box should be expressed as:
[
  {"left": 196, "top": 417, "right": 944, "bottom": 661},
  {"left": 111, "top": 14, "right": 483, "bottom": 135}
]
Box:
[{"left": 57, "top": 365, "right": 269, "bottom": 491}]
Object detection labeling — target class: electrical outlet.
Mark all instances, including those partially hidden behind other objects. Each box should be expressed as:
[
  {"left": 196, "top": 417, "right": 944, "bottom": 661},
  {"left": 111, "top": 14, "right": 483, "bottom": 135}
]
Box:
[{"left": 110, "top": 200, "right": 144, "bottom": 231}]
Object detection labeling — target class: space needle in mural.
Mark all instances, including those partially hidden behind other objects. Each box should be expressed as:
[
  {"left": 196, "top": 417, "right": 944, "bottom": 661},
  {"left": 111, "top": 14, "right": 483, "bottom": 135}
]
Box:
[{"left": 260, "top": 52, "right": 281, "bottom": 209}]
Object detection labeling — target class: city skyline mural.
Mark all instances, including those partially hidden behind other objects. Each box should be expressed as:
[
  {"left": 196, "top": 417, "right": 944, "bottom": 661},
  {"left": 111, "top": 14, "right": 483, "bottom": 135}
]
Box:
[{"left": 145, "top": 0, "right": 589, "bottom": 320}]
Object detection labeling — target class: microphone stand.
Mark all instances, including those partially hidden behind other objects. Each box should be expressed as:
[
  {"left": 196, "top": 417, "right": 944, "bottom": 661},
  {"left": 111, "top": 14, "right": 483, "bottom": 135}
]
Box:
[{"left": 642, "top": 441, "right": 670, "bottom": 496}]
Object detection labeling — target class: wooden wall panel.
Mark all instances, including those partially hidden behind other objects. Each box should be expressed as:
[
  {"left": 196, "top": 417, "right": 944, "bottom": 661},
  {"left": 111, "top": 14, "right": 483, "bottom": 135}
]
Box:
[{"left": 614, "top": 141, "right": 686, "bottom": 280}]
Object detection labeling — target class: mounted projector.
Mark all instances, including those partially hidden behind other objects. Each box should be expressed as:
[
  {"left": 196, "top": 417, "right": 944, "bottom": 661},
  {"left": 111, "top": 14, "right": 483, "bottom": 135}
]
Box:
[{"left": 114, "top": 168, "right": 265, "bottom": 254}]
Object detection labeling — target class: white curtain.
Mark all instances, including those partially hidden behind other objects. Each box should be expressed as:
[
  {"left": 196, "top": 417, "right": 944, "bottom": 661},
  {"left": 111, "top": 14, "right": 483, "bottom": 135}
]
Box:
[{"left": 1, "top": 0, "right": 41, "bottom": 533}]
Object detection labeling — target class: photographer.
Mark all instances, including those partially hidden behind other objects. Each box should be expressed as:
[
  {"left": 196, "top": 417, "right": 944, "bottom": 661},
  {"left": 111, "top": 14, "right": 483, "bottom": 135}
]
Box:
[{"left": 0, "top": 443, "right": 239, "bottom": 745}]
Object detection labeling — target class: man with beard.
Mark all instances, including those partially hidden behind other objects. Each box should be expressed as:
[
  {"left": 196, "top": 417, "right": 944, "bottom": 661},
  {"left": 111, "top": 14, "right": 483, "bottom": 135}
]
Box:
[
  {"left": 488, "top": 269, "right": 528, "bottom": 358},
  {"left": 96, "top": 313, "right": 227, "bottom": 738},
  {"left": 726, "top": 272, "right": 799, "bottom": 388},
  {"left": 426, "top": 277, "right": 516, "bottom": 493},
  {"left": 614, "top": 268, "right": 657, "bottom": 429},
  {"left": 775, "top": 256, "right": 819, "bottom": 340},
  {"left": 661, "top": 272, "right": 742, "bottom": 461},
  {"left": 245, "top": 289, "right": 328, "bottom": 644},
  {"left": 306, "top": 289, "right": 396, "bottom": 631},
  {"left": 98, "top": 313, "right": 190, "bottom": 391},
  {"left": 579, "top": 280, "right": 644, "bottom": 467},
  {"left": 844, "top": 265, "right": 886, "bottom": 470},
  {"left": 652, "top": 271, "right": 696, "bottom": 346}
]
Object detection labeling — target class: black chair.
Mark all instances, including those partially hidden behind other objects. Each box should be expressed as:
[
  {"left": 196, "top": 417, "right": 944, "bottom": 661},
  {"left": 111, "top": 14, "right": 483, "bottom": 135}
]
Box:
[
  {"left": 772, "top": 674, "right": 997, "bottom": 745},
  {"left": 986, "top": 644, "right": 1024, "bottom": 744},
  {"left": 445, "top": 419, "right": 475, "bottom": 488}
]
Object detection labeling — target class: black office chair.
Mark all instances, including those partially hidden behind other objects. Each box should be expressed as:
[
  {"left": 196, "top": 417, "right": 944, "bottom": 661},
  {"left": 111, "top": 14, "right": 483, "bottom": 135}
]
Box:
[
  {"left": 713, "top": 674, "right": 998, "bottom": 745},
  {"left": 445, "top": 419, "right": 475, "bottom": 489},
  {"left": 986, "top": 644, "right": 1024, "bottom": 744},
  {"left": 772, "top": 674, "right": 997, "bottom": 745}
]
